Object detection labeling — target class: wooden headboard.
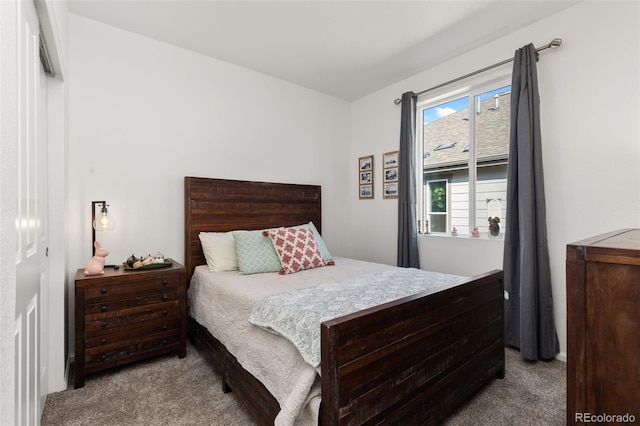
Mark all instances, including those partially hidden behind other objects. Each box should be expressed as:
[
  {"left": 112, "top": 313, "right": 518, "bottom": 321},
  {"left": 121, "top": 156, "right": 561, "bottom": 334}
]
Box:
[{"left": 184, "top": 176, "right": 322, "bottom": 280}]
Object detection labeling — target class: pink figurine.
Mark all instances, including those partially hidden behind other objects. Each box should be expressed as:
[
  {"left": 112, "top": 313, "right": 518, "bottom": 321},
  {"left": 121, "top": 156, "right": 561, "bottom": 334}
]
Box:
[
  {"left": 84, "top": 241, "right": 109, "bottom": 275},
  {"left": 471, "top": 227, "right": 480, "bottom": 238}
]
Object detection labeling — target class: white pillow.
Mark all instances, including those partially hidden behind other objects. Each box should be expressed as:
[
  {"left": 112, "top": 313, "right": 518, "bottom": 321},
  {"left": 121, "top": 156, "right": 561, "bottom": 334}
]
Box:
[{"left": 199, "top": 232, "right": 238, "bottom": 272}]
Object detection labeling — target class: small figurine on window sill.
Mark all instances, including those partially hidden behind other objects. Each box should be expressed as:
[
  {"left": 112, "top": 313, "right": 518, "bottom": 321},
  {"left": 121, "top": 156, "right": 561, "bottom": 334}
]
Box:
[
  {"left": 451, "top": 227, "right": 458, "bottom": 236},
  {"left": 471, "top": 227, "right": 480, "bottom": 238},
  {"left": 84, "top": 241, "right": 109, "bottom": 275},
  {"left": 488, "top": 217, "right": 501, "bottom": 237}
]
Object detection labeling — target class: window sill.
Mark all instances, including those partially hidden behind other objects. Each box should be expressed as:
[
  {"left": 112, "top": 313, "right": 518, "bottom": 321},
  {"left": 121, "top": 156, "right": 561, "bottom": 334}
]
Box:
[{"left": 419, "top": 232, "right": 504, "bottom": 242}]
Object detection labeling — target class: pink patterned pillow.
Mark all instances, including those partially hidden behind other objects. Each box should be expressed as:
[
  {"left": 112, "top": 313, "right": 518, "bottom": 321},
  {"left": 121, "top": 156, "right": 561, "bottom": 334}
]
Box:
[{"left": 262, "top": 228, "right": 330, "bottom": 275}]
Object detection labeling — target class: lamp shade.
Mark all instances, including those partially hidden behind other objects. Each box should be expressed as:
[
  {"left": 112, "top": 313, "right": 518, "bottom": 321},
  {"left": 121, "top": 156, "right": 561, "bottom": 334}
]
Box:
[
  {"left": 91, "top": 201, "right": 116, "bottom": 256},
  {"left": 93, "top": 207, "right": 115, "bottom": 231}
]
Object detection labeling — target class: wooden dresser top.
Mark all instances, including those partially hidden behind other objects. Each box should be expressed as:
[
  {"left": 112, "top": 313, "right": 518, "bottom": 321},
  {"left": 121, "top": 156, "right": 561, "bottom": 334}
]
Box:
[
  {"left": 567, "top": 229, "right": 640, "bottom": 265},
  {"left": 75, "top": 262, "right": 185, "bottom": 282}
]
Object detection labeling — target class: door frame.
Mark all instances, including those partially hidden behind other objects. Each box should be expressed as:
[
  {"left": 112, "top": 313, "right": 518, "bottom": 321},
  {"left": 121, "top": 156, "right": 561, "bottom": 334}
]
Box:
[{"left": 0, "top": 0, "right": 67, "bottom": 424}]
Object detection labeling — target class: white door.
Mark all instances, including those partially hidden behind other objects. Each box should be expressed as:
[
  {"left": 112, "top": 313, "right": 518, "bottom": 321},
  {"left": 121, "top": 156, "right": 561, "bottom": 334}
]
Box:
[{"left": 15, "top": 0, "right": 49, "bottom": 424}]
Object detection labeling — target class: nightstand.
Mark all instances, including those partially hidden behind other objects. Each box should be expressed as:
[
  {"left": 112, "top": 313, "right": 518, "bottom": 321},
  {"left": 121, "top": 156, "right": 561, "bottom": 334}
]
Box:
[{"left": 74, "top": 262, "right": 187, "bottom": 388}]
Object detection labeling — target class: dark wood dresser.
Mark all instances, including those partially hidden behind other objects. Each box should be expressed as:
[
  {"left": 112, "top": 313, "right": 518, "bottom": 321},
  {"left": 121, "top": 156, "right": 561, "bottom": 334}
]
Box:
[
  {"left": 566, "top": 229, "right": 639, "bottom": 424},
  {"left": 74, "top": 262, "right": 187, "bottom": 388}
]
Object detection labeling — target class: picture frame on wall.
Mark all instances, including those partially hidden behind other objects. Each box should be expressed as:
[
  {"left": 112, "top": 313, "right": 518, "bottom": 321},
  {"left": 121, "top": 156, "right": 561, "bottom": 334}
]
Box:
[
  {"left": 384, "top": 182, "right": 398, "bottom": 198},
  {"left": 384, "top": 167, "right": 398, "bottom": 182},
  {"left": 358, "top": 155, "right": 374, "bottom": 199},
  {"left": 360, "top": 171, "right": 372, "bottom": 184},
  {"left": 383, "top": 150, "right": 399, "bottom": 199},
  {"left": 383, "top": 151, "right": 399, "bottom": 168},
  {"left": 359, "top": 155, "right": 373, "bottom": 172},
  {"left": 360, "top": 184, "right": 373, "bottom": 199}
]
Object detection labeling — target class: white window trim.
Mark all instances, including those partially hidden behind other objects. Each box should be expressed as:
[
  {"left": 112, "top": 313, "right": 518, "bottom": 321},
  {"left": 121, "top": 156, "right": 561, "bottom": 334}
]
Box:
[
  {"left": 415, "top": 74, "right": 511, "bottom": 236},
  {"left": 424, "top": 178, "right": 449, "bottom": 234}
]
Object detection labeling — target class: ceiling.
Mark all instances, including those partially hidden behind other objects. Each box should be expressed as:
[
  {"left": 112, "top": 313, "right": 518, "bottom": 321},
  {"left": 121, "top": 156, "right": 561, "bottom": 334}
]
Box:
[{"left": 68, "top": 1, "right": 578, "bottom": 101}]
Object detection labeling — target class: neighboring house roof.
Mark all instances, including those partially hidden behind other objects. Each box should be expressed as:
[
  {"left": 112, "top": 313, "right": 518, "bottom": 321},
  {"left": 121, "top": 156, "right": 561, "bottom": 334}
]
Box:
[{"left": 423, "top": 91, "right": 510, "bottom": 171}]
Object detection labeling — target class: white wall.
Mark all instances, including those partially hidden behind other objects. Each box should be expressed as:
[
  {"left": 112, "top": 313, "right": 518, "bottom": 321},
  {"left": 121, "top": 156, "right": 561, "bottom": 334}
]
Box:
[
  {"left": 67, "top": 14, "right": 351, "bottom": 356},
  {"left": 347, "top": 1, "right": 640, "bottom": 360},
  {"left": 68, "top": 2, "right": 640, "bottom": 363}
]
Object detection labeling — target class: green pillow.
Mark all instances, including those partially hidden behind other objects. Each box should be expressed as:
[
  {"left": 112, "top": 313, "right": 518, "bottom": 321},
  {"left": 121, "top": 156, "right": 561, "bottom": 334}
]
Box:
[
  {"left": 295, "top": 222, "right": 333, "bottom": 262},
  {"left": 232, "top": 230, "right": 282, "bottom": 274}
]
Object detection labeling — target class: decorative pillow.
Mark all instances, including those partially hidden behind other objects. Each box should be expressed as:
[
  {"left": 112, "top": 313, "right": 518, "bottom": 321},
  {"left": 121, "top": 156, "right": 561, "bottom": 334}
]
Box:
[
  {"left": 294, "top": 221, "right": 333, "bottom": 262},
  {"left": 198, "top": 232, "right": 238, "bottom": 272},
  {"left": 232, "top": 230, "right": 282, "bottom": 274},
  {"left": 263, "top": 228, "right": 330, "bottom": 275}
]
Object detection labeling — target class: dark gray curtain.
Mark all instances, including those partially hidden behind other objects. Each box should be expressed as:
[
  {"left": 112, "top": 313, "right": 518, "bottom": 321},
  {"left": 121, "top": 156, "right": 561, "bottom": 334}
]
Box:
[
  {"left": 503, "top": 44, "right": 559, "bottom": 361},
  {"left": 397, "top": 92, "right": 420, "bottom": 268}
]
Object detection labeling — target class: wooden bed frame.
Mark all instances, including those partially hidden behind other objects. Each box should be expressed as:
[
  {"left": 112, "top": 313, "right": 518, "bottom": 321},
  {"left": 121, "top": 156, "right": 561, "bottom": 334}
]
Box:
[{"left": 184, "top": 176, "right": 505, "bottom": 425}]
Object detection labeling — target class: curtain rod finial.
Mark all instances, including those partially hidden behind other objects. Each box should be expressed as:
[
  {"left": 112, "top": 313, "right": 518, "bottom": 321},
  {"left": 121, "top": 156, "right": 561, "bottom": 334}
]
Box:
[{"left": 550, "top": 38, "right": 562, "bottom": 48}]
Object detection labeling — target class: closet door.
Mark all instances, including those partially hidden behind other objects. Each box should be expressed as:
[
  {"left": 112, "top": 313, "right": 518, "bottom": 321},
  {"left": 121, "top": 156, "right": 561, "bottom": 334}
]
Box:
[{"left": 15, "top": 0, "right": 49, "bottom": 424}]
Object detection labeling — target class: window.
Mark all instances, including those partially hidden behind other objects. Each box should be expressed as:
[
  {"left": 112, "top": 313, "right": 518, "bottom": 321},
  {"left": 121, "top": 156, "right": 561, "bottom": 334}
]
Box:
[
  {"left": 426, "top": 179, "right": 448, "bottom": 232},
  {"left": 418, "top": 80, "right": 511, "bottom": 236}
]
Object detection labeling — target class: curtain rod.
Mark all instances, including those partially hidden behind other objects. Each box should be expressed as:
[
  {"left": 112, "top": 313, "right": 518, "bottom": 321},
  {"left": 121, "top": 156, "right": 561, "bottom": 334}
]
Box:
[{"left": 393, "top": 38, "right": 562, "bottom": 105}]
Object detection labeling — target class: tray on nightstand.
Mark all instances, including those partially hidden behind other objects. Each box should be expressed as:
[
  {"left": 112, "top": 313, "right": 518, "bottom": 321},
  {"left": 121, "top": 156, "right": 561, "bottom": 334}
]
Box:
[{"left": 121, "top": 259, "right": 174, "bottom": 271}]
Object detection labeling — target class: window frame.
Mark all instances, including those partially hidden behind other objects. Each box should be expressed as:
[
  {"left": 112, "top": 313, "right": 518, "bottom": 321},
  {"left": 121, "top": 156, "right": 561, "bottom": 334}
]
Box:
[
  {"left": 424, "top": 178, "right": 449, "bottom": 233},
  {"left": 415, "top": 74, "right": 511, "bottom": 235}
]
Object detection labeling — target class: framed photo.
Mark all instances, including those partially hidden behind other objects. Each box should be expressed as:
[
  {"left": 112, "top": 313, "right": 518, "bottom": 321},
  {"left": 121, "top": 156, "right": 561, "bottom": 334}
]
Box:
[
  {"left": 359, "top": 155, "right": 373, "bottom": 172},
  {"left": 358, "top": 155, "right": 374, "bottom": 199},
  {"left": 383, "top": 150, "right": 399, "bottom": 168},
  {"left": 384, "top": 167, "right": 398, "bottom": 182},
  {"left": 382, "top": 150, "right": 399, "bottom": 199},
  {"left": 359, "top": 184, "right": 373, "bottom": 199},
  {"left": 384, "top": 182, "right": 398, "bottom": 198}
]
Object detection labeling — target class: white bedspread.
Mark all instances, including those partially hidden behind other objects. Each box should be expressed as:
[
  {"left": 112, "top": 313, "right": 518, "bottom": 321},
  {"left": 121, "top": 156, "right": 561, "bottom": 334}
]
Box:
[
  {"left": 249, "top": 268, "right": 465, "bottom": 368},
  {"left": 188, "top": 257, "right": 396, "bottom": 426}
]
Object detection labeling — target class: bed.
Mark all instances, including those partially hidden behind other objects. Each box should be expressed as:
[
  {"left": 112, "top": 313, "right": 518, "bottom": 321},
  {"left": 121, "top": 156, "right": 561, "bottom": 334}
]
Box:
[{"left": 184, "top": 176, "right": 505, "bottom": 425}]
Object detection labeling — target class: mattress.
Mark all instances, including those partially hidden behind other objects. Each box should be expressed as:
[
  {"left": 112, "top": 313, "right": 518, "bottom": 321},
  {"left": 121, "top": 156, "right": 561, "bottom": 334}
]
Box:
[{"left": 188, "top": 257, "right": 396, "bottom": 425}]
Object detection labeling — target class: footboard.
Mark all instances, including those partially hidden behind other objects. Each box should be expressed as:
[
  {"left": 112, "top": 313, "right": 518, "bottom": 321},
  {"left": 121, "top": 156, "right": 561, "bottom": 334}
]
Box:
[{"left": 320, "top": 270, "right": 504, "bottom": 425}]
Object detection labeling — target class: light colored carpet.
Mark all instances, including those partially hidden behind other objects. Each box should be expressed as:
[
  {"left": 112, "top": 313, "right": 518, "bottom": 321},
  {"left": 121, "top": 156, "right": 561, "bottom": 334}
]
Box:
[
  {"left": 41, "top": 343, "right": 565, "bottom": 425},
  {"left": 443, "top": 348, "right": 566, "bottom": 425}
]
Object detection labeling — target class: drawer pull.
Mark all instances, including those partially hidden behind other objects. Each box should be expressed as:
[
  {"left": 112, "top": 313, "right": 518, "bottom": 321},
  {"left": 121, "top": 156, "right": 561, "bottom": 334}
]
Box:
[
  {"left": 162, "top": 310, "right": 168, "bottom": 315},
  {"left": 100, "top": 355, "right": 107, "bottom": 361},
  {"left": 100, "top": 321, "right": 107, "bottom": 328},
  {"left": 162, "top": 280, "right": 168, "bottom": 285},
  {"left": 100, "top": 305, "right": 107, "bottom": 312},
  {"left": 162, "top": 294, "right": 168, "bottom": 301},
  {"left": 163, "top": 325, "right": 168, "bottom": 331},
  {"left": 162, "top": 339, "right": 167, "bottom": 344},
  {"left": 101, "top": 338, "right": 107, "bottom": 345},
  {"left": 100, "top": 288, "right": 107, "bottom": 294}
]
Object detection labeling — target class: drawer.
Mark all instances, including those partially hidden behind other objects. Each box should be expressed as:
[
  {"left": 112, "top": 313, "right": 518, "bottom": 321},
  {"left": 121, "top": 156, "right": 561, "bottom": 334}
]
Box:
[
  {"left": 84, "top": 291, "right": 180, "bottom": 315},
  {"left": 84, "top": 318, "right": 180, "bottom": 351},
  {"left": 84, "top": 275, "right": 180, "bottom": 303},
  {"left": 84, "top": 300, "right": 179, "bottom": 333},
  {"left": 84, "top": 331, "right": 179, "bottom": 369}
]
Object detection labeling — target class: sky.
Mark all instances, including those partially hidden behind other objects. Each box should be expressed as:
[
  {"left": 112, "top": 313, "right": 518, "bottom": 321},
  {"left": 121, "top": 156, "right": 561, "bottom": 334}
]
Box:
[{"left": 423, "top": 85, "right": 510, "bottom": 124}]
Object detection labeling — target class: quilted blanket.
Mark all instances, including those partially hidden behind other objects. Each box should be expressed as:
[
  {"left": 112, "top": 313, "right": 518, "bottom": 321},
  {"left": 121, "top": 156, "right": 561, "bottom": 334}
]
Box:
[{"left": 249, "top": 268, "right": 465, "bottom": 368}]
